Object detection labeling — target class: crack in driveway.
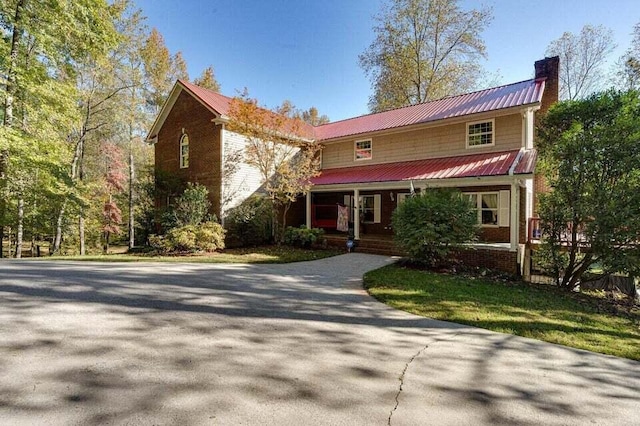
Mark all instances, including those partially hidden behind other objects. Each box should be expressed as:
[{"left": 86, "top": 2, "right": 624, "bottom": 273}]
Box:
[{"left": 388, "top": 343, "right": 429, "bottom": 426}]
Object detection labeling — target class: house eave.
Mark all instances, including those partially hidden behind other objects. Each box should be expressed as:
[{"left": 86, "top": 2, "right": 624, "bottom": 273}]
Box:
[{"left": 310, "top": 174, "right": 532, "bottom": 192}]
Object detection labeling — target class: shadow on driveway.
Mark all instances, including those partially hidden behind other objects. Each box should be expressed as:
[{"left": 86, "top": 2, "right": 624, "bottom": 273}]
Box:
[{"left": 0, "top": 254, "right": 638, "bottom": 425}]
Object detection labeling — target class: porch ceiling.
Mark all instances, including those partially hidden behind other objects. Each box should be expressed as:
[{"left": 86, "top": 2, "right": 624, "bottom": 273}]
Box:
[{"left": 311, "top": 149, "right": 536, "bottom": 186}]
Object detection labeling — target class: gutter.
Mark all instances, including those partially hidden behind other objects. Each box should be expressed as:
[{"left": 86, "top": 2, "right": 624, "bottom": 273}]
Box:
[{"left": 508, "top": 148, "right": 525, "bottom": 176}]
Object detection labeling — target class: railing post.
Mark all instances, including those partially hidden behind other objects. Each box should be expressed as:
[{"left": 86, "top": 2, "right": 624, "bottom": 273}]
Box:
[
  {"left": 510, "top": 182, "right": 518, "bottom": 251},
  {"left": 354, "top": 188, "right": 360, "bottom": 240},
  {"left": 306, "top": 191, "right": 312, "bottom": 229}
]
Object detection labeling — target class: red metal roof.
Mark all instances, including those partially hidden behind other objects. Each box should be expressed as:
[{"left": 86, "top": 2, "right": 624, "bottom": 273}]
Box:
[
  {"left": 514, "top": 149, "right": 537, "bottom": 174},
  {"left": 314, "top": 79, "right": 545, "bottom": 141},
  {"left": 311, "top": 150, "right": 536, "bottom": 186},
  {"left": 178, "top": 79, "right": 316, "bottom": 139},
  {"left": 179, "top": 78, "right": 544, "bottom": 142},
  {"left": 179, "top": 79, "right": 233, "bottom": 116}
]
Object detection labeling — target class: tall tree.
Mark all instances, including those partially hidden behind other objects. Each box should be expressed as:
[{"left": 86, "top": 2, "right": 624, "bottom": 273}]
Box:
[
  {"left": 193, "top": 66, "right": 221, "bottom": 92},
  {"left": 300, "top": 107, "right": 329, "bottom": 126},
  {"left": 359, "top": 0, "right": 492, "bottom": 112},
  {"left": 141, "top": 28, "right": 189, "bottom": 113},
  {"left": 613, "top": 21, "right": 640, "bottom": 91},
  {"left": 1, "top": 0, "right": 117, "bottom": 257},
  {"left": 111, "top": 0, "right": 152, "bottom": 250},
  {"left": 537, "top": 90, "right": 640, "bottom": 290},
  {"left": 546, "top": 25, "right": 616, "bottom": 100},
  {"left": 227, "top": 92, "right": 321, "bottom": 242},
  {"left": 99, "top": 142, "right": 126, "bottom": 253}
]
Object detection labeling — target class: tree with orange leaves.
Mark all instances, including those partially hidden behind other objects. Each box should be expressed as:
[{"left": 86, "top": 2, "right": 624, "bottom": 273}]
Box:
[{"left": 227, "top": 90, "right": 322, "bottom": 243}]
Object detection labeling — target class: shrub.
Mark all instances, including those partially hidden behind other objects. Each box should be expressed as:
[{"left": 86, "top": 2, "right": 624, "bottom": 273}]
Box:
[
  {"left": 194, "top": 222, "right": 226, "bottom": 251},
  {"left": 283, "top": 225, "right": 325, "bottom": 248},
  {"left": 163, "top": 182, "right": 213, "bottom": 229},
  {"left": 224, "top": 195, "right": 273, "bottom": 247},
  {"left": 150, "top": 221, "right": 225, "bottom": 254},
  {"left": 392, "top": 189, "right": 478, "bottom": 267}
]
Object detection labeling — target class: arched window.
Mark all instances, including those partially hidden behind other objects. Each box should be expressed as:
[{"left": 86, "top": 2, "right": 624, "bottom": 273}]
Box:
[{"left": 179, "top": 133, "right": 189, "bottom": 168}]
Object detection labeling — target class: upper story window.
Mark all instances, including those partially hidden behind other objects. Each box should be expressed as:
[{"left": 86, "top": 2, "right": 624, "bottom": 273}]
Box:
[
  {"left": 354, "top": 139, "right": 372, "bottom": 161},
  {"left": 179, "top": 133, "right": 189, "bottom": 168},
  {"left": 466, "top": 119, "right": 494, "bottom": 148}
]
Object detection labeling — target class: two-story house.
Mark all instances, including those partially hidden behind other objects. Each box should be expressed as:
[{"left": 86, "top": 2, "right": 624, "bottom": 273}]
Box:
[{"left": 147, "top": 56, "right": 559, "bottom": 274}]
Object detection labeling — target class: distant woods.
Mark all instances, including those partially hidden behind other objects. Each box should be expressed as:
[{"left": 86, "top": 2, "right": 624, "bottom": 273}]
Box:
[{"left": 0, "top": 0, "right": 220, "bottom": 257}]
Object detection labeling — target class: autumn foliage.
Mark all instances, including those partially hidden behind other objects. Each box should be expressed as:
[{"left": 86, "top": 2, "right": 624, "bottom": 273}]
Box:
[{"left": 227, "top": 91, "right": 322, "bottom": 242}]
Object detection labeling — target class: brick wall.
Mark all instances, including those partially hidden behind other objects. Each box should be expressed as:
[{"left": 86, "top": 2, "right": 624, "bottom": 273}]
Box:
[
  {"left": 155, "top": 90, "right": 222, "bottom": 217},
  {"left": 453, "top": 248, "right": 518, "bottom": 275}
]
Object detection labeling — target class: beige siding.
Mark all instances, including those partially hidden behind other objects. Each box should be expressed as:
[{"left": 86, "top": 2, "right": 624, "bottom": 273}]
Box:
[
  {"left": 322, "top": 113, "right": 523, "bottom": 169},
  {"left": 221, "top": 130, "right": 265, "bottom": 217}
]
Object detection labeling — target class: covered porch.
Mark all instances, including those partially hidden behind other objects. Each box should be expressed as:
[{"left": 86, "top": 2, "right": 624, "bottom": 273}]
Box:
[
  {"left": 303, "top": 149, "right": 537, "bottom": 254},
  {"left": 305, "top": 175, "right": 529, "bottom": 253}
]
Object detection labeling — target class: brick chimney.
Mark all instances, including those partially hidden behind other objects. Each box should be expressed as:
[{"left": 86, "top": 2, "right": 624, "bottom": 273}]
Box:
[
  {"left": 534, "top": 56, "right": 559, "bottom": 113},
  {"left": 532, "top": 56, "right": 560, "bottom": 217}
]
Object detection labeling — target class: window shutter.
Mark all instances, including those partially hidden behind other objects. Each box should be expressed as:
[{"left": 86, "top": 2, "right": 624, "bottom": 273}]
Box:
[
  {"left": 344, "top": 195, "right": 353, "bottom": 222},
  {"left": 374, "top": 194, "right": 381, "bottom": 223},
  {"left": 499, "top": 190, "right": 510, "bottom": 227}
]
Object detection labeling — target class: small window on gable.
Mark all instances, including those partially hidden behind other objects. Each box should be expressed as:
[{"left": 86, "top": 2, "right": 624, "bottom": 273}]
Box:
[
  {"left": 180, "top": 133, "right": 189, "bottom": 168},
  {"left": 355, "top": 139, "right": 372, "bottom": 161},
  {"left": 467, "top": 119, "right": 494, "bottom": 148}
]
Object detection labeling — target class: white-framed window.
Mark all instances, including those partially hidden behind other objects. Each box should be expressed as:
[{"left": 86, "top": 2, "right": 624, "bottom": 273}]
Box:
[
  {"left": 466, "top": 119, "right": 494, "bottom": 148},
  {"left": 354, "top": 139, "right": 372, "bottom": 161},
  {"left": 358, "top": 194, "right": 381, "bottom": 223},
  {"left": 464, "top": 190, "right": 510, "bottom": 227},
  {"left": 465, "top": 192, "right": 499, "bottom": 226},
  {"left": 179, "top": 133, "right": 189, "bottom": 168}
]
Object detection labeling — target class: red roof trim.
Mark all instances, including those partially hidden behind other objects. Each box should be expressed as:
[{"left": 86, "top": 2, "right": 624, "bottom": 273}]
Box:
[{"left": 311, "top": 150, "right": 531, "bottom": 186}]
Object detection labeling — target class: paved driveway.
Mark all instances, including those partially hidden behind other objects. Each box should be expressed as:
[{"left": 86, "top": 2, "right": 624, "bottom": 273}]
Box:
[{"left": 0, "top": 254, "right": 638, "bottom": 425}]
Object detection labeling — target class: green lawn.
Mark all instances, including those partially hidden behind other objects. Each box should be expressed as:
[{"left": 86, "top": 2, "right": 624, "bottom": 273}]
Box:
[
  {"left": 23, "top": 246, "right": 343, "bottom": 264},
  {"left": 364, "top": 265, "right": 640, "bottom": 361}
]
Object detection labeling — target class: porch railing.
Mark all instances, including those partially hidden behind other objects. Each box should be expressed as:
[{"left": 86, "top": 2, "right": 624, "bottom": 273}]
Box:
[{"left": 528, "top": 217, "right": 589, "bottom": 245}]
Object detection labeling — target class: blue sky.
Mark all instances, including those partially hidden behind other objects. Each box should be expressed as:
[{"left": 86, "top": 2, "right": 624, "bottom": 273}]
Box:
[{"left": 135, "top": 0, "right": 640, "bottom": 121}]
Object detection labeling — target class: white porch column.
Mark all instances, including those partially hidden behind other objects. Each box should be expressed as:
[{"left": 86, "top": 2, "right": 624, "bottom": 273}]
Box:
[
  {"left": 353, "top": 188, "right": 360, "bottom": 240},
  {"left": 510, "top": 182, "right": 519, "bottom": 252},
  {"left": 305, "top": 191, "right": 312, "bottom": 229}
]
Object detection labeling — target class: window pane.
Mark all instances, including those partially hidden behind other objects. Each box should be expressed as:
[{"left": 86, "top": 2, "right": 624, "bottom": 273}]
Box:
[
  {"left": 468, "top": 121, "right": 493, "bottom": 146},
  {"left": 355, "top": 140, "right": 372, "bottom": 160},
  {"left": 481, "top": 194, "right": 498, "bottom": 209},
  {"left": 481, "top": 210, "right": 498, "bottom": 225}
]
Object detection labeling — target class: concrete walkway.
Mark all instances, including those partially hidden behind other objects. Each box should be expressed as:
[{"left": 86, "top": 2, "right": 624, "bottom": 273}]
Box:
[{"left": 0, "top": 254, "right": 638, "bottom": 425}]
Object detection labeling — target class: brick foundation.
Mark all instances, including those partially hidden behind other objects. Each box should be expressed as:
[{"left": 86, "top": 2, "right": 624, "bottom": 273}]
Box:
[
  {"left": 325, "top": 235, "right": 519, "bottom": 274},
  {"left": 452, "top": 248, "right": 519, "bottom": 275}
]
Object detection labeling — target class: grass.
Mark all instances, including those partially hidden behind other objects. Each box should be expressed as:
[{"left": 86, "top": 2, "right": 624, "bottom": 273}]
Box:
[
  {"left": 364, "top": 264, "right": 640, "bottom": 361},
  {"left": 21, "top": 245, "right": 343, "bottom": 264}
]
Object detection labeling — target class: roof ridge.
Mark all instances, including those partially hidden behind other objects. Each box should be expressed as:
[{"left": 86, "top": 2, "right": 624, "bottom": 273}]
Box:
[
  {"left": 178, "top": 78, "right": 236, "bottom": 102},
  {"left": 314, "top": 78, "right": 537, "bottom": 129}
]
